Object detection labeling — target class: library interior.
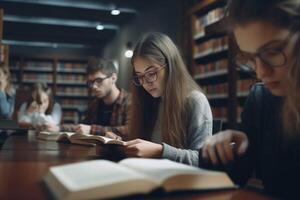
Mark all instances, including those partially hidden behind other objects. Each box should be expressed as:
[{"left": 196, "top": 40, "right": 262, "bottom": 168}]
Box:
[{"left": 0, "top": 0, "right": 299, "bottom": 199}]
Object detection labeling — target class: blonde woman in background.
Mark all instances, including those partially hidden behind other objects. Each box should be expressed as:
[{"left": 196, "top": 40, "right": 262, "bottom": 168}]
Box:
[{"left": 0, "top": 63, "right": 15, "bottom": 119}]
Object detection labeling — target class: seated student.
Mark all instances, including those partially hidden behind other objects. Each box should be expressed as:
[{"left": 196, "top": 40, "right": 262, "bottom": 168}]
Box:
[
  {"left": 0, "top": 63, "right": 15, "bottom": 119},
  {"left": 18, "top": 82, "right": 62, "bottom": 129},
  {"left": 122, "top": 32, "right": 212, "bottom": 166},
  {"left": 200, "top": 0, "right": 300, "bottom": 198},
  {"left": 60, "top": 58, "right": 130, "bottom": 137}
]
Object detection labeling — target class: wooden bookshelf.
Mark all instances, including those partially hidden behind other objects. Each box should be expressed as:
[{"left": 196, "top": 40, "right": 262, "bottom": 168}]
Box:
[
  {"left": 186, "top": 0, "right": 256, "bottom": 128},
  {"left": 0, "top": 9, "right": 3, "bottom": 42},
  {"left": 0, "top": 9, "right": 10, "bottom": 67},
  {"left": 9, "top": 57, "right": 90, "bottom": 124}
]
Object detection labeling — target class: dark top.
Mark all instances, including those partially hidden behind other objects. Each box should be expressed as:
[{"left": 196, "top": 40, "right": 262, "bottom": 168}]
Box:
[
  {"left": 81, "top": 89, "right": 131, "bottom": 136},
  {"left": 96, "top": 101, "right": 115, "bottom": 126},
  {"left": 200, "top": 83, "right": 300, "bottom": 199}
]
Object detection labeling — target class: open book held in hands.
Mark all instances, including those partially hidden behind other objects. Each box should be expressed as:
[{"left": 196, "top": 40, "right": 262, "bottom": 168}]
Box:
[
  {"left": 38, "top": 131, "right": 125, "bottom": 146},
  {"left": 44, "top": 158, "right": 236, "bottom": 200}
]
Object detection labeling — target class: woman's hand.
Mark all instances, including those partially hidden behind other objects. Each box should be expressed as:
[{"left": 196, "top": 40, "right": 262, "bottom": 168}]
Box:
[
  {"left": 74, "top": 124, "right": 91, "bottom": 134},
  {"left": 42, "top": 123, "right": 60, "bottom": 132},
  {"left": 27, "top": 101, "right": 39, "bottom": 114},
  {"left": 123, "top": 139, "right": 163, "bottom": 158},
  {"left": 38, "top": 103, "right": 48, "bottom": 114},
  {"left": 201, "top": 130, "right": 249, "bottom": 165}
]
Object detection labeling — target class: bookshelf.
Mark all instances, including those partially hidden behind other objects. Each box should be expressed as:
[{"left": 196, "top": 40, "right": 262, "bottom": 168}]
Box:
[
  {"left": 0, "top": 9, "right": 9, "bottom": 67},
  {"left": 9, "top": 57, "right": 89, "bottom": 124},
  {"left": 0, "top": 9, "right": 3, "bottom": 42},
  {"left": 56, "top": 60, "right": 89, "bottom": 124},
  {"left": 186, "top": 0, "right": 256, "bottom": 128}
]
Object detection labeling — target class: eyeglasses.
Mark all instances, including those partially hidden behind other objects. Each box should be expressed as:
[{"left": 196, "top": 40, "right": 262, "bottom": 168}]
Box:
[
  {"left": 87, "top": 76, "right": 111, "bottom": 88},
  {"left": 235, "top": 48, "right": 287, "bottom": 72},
  {"left": 132, "top": 65, "right": 166, "bottom": 86},
  {"left": 235, "top": 34, "right": 292, "bottom": 72}
]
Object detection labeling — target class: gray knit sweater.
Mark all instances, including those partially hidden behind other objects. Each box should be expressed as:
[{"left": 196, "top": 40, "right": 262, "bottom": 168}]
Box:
[{"left": 151, "top": 90, "right": 212, "bottom": 166}]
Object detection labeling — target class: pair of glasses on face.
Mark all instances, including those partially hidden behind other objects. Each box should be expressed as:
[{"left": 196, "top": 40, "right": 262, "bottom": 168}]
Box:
[
  {"left": 87, "top": 75, "right": 111, "bottom": 88},
  {"left": 132, "top": 65, "right": 166, "bottom": 86},
  {"left": 235, "top": 33, "right": 293, "bottom": 72}
]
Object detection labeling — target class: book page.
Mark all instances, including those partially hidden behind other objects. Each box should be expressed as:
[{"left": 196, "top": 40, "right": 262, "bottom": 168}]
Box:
[
  {"left": 38, "top": 131, "right": 75, "bottom": 141},
  {"left": 94, "top": 135, "right": 125, "bottom": 145},
  {"left": 73, "top": 134, "right": 125, "bottom": 145},
  {"left": 45, "top": 160, "right": 158, "bottom": 199},
  {"left": 119, "top": 158, "right": 205, "bottom": 183},
  {"left": 119, "top": 158, "right": 234, "bottom": 192},
  {"left": 50, "top": 160, "right": 147, "bottom": 190}
]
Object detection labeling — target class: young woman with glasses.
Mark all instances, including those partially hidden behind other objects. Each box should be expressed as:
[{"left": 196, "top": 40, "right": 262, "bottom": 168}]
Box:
[
  {"left": 200, "top": 0, "right": 300, "bottom": 198},
  {"left": 123, "top": 32, "right": 213, "bottom": 166}
]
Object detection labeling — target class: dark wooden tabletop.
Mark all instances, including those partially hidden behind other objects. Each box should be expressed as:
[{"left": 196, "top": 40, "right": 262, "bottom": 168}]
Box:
[{"left": 0, "top": 132, "right": 275, "bottom": 200}]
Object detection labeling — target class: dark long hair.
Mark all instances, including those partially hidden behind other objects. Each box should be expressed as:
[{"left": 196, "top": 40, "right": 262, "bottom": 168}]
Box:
[
  {"left": 226, "top": 0, "right": 300, "bottom": 135},
  {"left": 27, "top": 82, "right": 54, "bottom": 115}
]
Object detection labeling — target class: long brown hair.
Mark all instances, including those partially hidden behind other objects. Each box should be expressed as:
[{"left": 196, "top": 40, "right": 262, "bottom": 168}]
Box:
[
  {"left": 130, "top": 32, "right": 201, "bottom": 148},
  {"left": 27, "top": 82, "right": 54, "bottom": 115},
  {"left": 0, "top": 63, "right": 13, "bottom": 96},
  {"left": 226, "top": 0, "right": 300, "bottom": 135}
]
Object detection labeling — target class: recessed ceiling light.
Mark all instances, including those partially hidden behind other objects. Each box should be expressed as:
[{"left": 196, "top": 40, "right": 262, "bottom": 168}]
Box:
[
  {"left": 96, "top": 24, "right": 104, "bottom": 30},
  {"left": 124, "top": 50, "right": 133, "bottom": 58},
  {"left": 111, "top": 9, "right": 120, "bottom": 15}
]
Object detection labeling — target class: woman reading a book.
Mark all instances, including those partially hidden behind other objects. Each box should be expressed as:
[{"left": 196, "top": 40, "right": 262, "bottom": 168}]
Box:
[
  {"left": 200, "top": 0, "right": 300, "bottom": 198},
  {"left": 122, "top": 32, "right": 212, "bottom": 166},
  {"left": 18, "top": 82, "right": 62, "bottom": 130},
  {"left": 0, "top": 63, "right": 15, "bottom": 119}
]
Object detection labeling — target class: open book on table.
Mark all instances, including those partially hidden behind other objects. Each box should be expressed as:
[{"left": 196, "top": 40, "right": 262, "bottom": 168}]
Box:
[
  {"left": 38, "top": 131, "right": 125, "bottom": 146},
  {"left": 44, "top": 158, "right": 236, "bottom": 200}
]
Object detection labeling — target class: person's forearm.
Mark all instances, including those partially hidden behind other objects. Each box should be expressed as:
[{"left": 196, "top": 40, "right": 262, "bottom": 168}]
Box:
[{"left": 161, "top": 143, "right": 199, "bottom": 166}]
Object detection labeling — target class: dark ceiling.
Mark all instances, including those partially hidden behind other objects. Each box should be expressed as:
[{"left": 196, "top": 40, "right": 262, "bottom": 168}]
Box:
[{"left": 0, "top": 0, "right": 143, "bottom": 59}]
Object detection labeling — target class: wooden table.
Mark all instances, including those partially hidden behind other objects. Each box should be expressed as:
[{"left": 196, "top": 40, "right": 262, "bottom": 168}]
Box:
[{"left": 0, "top": 132, "right": 275, "bottom": 200}]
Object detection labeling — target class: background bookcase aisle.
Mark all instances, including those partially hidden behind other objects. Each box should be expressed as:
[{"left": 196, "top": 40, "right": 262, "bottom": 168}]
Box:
[{"left": 185, "top": 0, "right": 257, "bottom": 129}]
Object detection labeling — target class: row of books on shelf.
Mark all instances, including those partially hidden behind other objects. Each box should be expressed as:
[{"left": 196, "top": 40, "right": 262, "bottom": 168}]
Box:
[
  {"left": 56, "top": 87, "right": 88, "bottom": 95},
  {"left": 13, "top": 76, "right": 86, "bottom": 84},
  {"left": 212, "top": 107, "right": 227, "bottom": 120},
  {"left": 202, "top": 80, "right": 254, "bottom": 98},
  {"left": 194, "top": 59, "right": 228, "bottom": 77},
  {"left": 23, "top": 74, "right": 53, "bottom": 83},
  {"left": 194, "top": 36, "right": 228, "bottom": 58},
  {"left": 57, "top": 62, "right": 87, "bottom": 70},
  {"left": 202, "top": 83, "right": 228, "bottom": 97},
  {"left": 9, "top": 61, "right": 87, "bottom": 73},
  {"left": 193, "top": 7, "right": 225, "bottom": 38},
  {"left": 23, "top": 61, "right": 53, "bottom": 69},
  {"left": 57, "top": 74, "right": 86, "bottom": 81},
  {"left": 61, "top": 99, "right": 88, "bottom": 108}
]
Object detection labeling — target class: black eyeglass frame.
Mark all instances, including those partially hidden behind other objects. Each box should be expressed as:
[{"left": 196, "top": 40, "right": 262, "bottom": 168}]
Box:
[
  {"left": 234, "top": 32, "right": 295, "bottom": 72},
  {"left": 131, "top": 65, "right": 166, "bottom": 87},
  {"left": 87, "top": 75, "right": 112, "bottom": 88}
]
